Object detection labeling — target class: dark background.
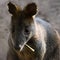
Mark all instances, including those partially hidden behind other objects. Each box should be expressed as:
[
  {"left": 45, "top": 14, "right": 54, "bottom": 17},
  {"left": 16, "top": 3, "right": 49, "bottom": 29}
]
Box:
[{"left": 0, "top": 0, "right": 60, "bottom": 60}]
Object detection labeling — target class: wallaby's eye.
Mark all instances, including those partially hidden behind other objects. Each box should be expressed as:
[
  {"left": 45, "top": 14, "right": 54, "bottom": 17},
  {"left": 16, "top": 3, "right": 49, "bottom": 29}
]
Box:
[
  {"left": 25, "top": 26, "right": 30, "bottom": 35},
  {"left": 25, "top": 26, "right": 29, "bottom": 33},
  {"left": 24, "top": 26, "right": 30, "bottom": 39}
]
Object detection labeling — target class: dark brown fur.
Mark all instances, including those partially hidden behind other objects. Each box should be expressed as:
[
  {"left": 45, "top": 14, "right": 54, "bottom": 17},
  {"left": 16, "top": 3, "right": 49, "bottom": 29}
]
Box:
[{"left": 7, "top": 2, "right": 60, "bottom": 60}]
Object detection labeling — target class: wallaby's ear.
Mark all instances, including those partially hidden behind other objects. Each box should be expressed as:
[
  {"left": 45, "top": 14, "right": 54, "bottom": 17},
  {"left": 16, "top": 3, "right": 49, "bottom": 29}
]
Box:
[
  {"left": 24, "top": 3, "right": 37, "bottom": 17},
  {"left": 8, "top": 2, "right": 21, "bottom": 15}
]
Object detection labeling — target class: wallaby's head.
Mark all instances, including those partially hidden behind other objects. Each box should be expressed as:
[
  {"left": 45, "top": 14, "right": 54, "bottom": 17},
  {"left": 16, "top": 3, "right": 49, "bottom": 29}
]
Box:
[{"left": 8, "top": 2, "right": 37, "bottom": 51}]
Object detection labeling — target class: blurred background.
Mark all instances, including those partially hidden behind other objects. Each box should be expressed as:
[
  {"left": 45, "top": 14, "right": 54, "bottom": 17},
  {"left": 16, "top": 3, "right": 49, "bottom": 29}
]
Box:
[{"left": 0, "top": 0, "right": 60, "bottom": 60}]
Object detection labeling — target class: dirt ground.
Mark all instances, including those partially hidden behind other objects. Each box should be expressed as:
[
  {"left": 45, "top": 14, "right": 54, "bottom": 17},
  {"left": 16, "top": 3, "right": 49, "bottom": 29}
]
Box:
[{"left": 0, "top": 0, "right": 60, "bottom": 60}]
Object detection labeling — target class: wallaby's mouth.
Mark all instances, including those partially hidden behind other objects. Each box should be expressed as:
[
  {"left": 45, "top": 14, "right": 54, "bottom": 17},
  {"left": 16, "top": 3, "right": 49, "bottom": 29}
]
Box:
[{"left": 18, "top": 32, "right": 35, "bottom": 52}]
